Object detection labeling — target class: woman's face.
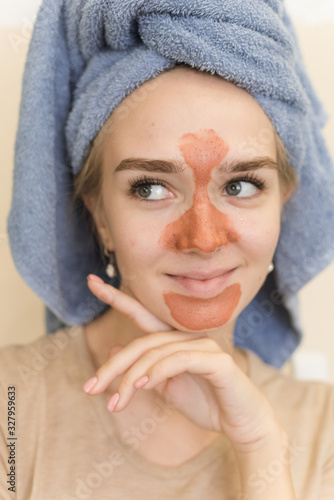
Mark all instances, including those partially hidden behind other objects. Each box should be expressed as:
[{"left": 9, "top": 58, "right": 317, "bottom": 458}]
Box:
[{"left": 93, "top": 68, "right": 287, "bottom": 333}]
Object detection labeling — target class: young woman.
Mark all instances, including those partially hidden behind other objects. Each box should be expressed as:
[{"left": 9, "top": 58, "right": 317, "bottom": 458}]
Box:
[{"left": 1, "top": 1, "right": 334, "bottom": 499}]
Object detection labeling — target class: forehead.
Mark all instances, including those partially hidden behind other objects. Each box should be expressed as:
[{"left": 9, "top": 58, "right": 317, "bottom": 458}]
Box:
[{"left": 103, "top": 68, "right": 276, "bottom": 166}]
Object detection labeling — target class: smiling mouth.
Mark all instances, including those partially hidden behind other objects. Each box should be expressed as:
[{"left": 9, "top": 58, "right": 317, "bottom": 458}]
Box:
[{"left": 166, "top": 268, "right": 236, "bottom": 296}]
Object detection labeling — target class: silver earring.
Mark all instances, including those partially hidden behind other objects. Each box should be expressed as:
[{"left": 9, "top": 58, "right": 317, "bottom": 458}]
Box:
[
  {"left": 268, "top": 262, "right": 274, "bottom": 274},
  {"left": 104, "top": 245, "right": 116, "bottom": 279}
]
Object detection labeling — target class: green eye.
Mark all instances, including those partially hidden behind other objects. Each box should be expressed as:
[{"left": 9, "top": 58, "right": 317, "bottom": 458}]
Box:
[
  {"left": 226, "top": 182, "right": 242, "bottom": 196},
  {"left": 138, "top": 186, "right": 152, "bottom": 198},
  {"left": 225, "top": 181, "right": 258, "bottom": 197},
  {"left": 128, "top": 176, "right": 174, "bottom": 201},
  {"left": 137, "top": 184, "right": 170, "bottom": 200}
]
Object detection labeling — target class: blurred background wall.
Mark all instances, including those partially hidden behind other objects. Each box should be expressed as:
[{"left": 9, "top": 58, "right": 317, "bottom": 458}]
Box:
[{"left": 1, "top": 0, "right": 334, "bottom": 382}]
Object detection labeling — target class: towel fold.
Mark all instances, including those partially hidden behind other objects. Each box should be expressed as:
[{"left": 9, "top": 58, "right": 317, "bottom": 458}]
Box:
[{"left": 7, "top": 0, "right": 334, "bottom": 367}]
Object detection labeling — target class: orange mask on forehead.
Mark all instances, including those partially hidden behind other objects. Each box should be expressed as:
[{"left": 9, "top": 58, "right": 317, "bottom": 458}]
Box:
[
  {"left": 162, "top": 129, "right": 241, "bottom": 330},
  {"left": 159, "top": 128, "right": 240, "bottom": 252}
]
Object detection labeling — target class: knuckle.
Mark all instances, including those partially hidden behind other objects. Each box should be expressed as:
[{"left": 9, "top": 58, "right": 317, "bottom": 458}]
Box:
[
  {"left": 174, "top": 349, "right": 193, "bottom": 362},
  {"left": 99, "top": 357, "right": 114, "bottom": 374},
  {"left": 143, "top": 348, "right": 160, "bottom": 362},
  {"left": 220, "top": 352, "right": 235, "bottom": 372},
  {"left": 152, "top": 360, "right": 166, "bottom": 377},
  {"left": 196, "top": 350, "right": 210, "bottom": 364},
  {"left": 203, "top": 337, "right": 221, "bottom": 351},
  {"left": 108, "top": 344, "right": 123, "bottom": 356},
  {"left": 130, "top": 337, "right": 146, "bottom": 350},
  {"left": 119, "top": 372, "right": 133, "bottom": 388}
]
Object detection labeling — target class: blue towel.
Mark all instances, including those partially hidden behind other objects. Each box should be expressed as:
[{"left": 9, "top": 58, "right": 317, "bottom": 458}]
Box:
[{"left": 8, "top": 0, "right": 334, "bottom": 368}]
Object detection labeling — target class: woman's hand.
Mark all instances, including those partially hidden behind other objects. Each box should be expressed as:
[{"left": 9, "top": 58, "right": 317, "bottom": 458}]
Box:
[
  {"left": 84, "top": 274, "right": 297, "bottom": 499},
  {"left": 84, "top": 275, "right": 283, "bottom": 452}
]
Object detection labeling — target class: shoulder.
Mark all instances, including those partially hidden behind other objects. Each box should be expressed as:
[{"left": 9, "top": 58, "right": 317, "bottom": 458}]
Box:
[
  {"left": 247, "top": 347, "right": 334, "bottom": 440},
  {"left": 0, "top": 325, "right": 88, "bottom": 435},
  {"left": 246, "top": 349, "right": 334, "bottom": 497},
  {"left": 0, "top": 326, "right": 98, "bottom": 499},
  {"left": 0, "top": 325, "right": 85, "bottom": 389},
  {"left": 247, "top": 347, "right": 334, "bottom": 401}
]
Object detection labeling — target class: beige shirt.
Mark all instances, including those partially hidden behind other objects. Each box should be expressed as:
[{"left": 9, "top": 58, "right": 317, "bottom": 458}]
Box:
[{"left": 0, "top": 325, "right": 333, "bottom": 500}]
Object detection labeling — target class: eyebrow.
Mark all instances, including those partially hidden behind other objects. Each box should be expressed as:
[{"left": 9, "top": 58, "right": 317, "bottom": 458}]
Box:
[
  {"left": 114, "top": 158, "right": 185, "bottom": 174},
  {"left": 218, "top": 157, "right": 278, "bottom": 174},
  {"left": 113, "top": 157, "right": 277, "bottom": 175}
]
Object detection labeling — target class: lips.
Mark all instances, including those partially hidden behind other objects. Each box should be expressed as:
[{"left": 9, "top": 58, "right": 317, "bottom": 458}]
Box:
[{"left": 166, "top": 268, "right": 236, "bottom": 296}]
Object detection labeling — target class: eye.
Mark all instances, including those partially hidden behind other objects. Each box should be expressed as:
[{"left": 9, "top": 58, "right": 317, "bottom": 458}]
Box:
[
  {"left": 137, "top": 184, "right": 171, "bottom": 200},
  {"left": 225, "top": 181, "right": 257, "bottom": 197},
  {"left": 224, "top": 174, "right": 266, "bottom": 198},
  {"left": 127, "top": 176, "right": 174, "bottom": 201}
]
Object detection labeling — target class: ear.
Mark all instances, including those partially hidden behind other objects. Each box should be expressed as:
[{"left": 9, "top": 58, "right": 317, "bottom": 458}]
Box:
[
  {"left": 83, "top": 195, "right": 114, "bottom": 251},
  {"left": 280, "top": 185, "right": 295, "bottom": 209},
  {"left": 83, "top": 195, "right": 94, "bottom": 214}
]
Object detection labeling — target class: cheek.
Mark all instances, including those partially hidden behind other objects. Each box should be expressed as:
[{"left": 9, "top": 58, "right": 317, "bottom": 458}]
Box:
[
  {"left": 110, "top": 219, "right": 165, "bottom": 277},
  {"left": 236, "top": 209, "right": 281, "bottom": 261}
]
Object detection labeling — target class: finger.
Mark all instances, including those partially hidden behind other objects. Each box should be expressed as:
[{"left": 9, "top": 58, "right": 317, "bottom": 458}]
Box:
[
  {"left": 107, "top": 344, "right": 124, "bottom": 357},
  {"left": 137, "top": 350, "right": 278, "bottom": 442},
  {"left": 85, "top": 331, "right": 209, "bottom": 396},
  {"left": 109, "top": 337, "right": 221, "bottom": 411},
  {"left": 87, "top": 275, "right": 172, "bottom": 333},
  {"left": 139, "top": 350, "right": 230, "bottom": 392}
]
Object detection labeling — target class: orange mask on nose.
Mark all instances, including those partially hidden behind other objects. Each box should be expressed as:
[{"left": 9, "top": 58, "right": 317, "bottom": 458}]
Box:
[
  {"left": 162, "top": 129, "right": 241, "bottom": 330},
  {"left": 159, "top": 128, "right": 239, "bottom": 252}
]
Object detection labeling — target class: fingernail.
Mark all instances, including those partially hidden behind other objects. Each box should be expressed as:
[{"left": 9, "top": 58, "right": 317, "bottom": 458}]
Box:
[
  {"left": 134, "top": 375, "right": 149, "bottom": 389},
  {"left": 87, "top": 274, "right": 104, "bottom": 284},
  {"left": 107, "top": 392, "right": 120, "bottom": 412},
  {"left": 82, "top": 376, "right": 98, "bottom": 393}
]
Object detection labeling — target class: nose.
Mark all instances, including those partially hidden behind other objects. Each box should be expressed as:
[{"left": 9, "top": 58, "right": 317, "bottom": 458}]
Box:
[{"left": 159, "top": 199, "right": 240, "bottom": 254}]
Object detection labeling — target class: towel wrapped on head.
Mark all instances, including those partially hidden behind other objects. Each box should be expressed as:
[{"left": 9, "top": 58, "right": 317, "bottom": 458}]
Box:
[{"left": 7, "top": 0, "right": 334, "bottom": 367}]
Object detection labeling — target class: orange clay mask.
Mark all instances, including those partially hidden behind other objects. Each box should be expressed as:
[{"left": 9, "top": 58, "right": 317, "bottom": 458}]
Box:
[
  {"left": 161, "top": 129, "right": 241, "bottom": 330},
  {"left": 159, "top": 128, "right": 239, "bottom": 252},
  {"left": 164, "top": 284, "right": 242, "bottom": 330}
]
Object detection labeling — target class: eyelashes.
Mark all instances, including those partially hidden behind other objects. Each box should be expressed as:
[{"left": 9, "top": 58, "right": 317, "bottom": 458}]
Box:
[
  {"left": 229, "top": 173, "right": 266, "bottom": 191},
  {"left": 127, "top": 175, "right": 168, "bottom": 195},
  {"left": 125, "top": 173, "right": 268, "bottom": 200},
  {"left": 125, "top": 175, "right": 169, "bottom": 200}
]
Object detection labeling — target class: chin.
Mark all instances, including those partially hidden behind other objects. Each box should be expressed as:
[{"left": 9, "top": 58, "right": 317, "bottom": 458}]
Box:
[{"left": 162, "top": 282, "right": 242, "bottom": 332}]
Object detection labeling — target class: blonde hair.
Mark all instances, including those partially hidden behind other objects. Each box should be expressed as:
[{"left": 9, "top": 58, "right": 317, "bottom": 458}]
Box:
[
  {"left": 71, "top": 123, "right": 106, "bottom": 261},
  {"left": 274, "top": 132, "right": 297, "bottom": 192}
]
